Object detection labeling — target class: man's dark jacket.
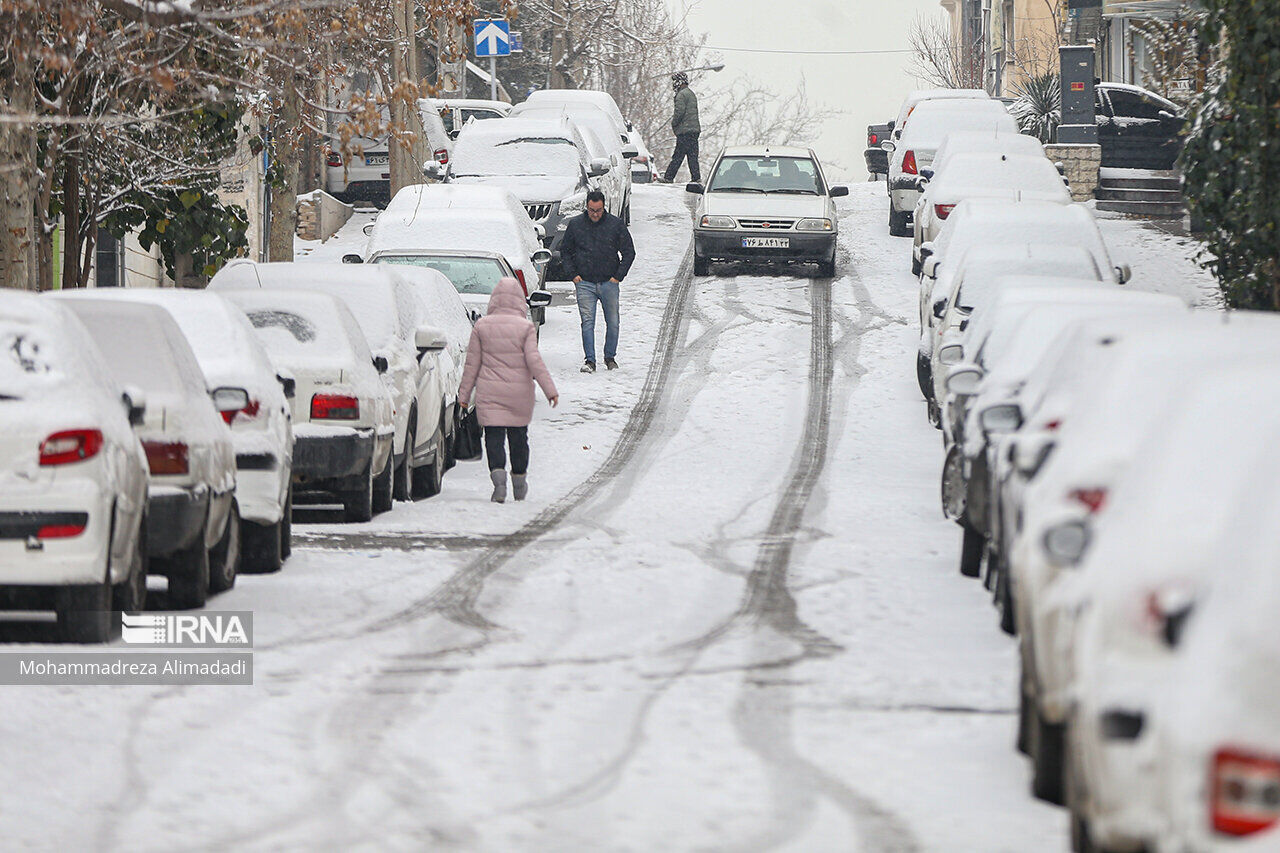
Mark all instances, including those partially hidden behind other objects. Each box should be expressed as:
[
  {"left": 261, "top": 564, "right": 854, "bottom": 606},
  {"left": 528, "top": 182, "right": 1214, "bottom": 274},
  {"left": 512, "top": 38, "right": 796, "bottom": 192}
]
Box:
[{"left": 559, "top": 212, "right": 636, "bottom": 283}]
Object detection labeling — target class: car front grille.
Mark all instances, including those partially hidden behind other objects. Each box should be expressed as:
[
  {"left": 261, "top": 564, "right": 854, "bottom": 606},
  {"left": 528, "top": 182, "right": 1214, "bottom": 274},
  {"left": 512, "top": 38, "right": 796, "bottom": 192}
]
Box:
[
  {"left": 524, "top": 203, "right": 554, "bottom": 222},
  {"left": 736, "top": 218, "right": 797, "bottom": 230}
]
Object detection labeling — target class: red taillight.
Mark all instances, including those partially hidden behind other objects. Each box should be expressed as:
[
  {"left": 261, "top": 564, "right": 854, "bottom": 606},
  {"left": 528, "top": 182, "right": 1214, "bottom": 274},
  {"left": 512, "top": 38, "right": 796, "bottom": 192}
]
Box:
[
  {"left": 903, "top": 150, "right": 918, "bottom": 175},
  {"left": 220, "top": 398, "right": 261, "bottom": 426},
  {"left": 311, "top": 394, "right": 359, "bottom": 420},
  {"left": 934, "top": 204, "right": 956, "bottom": 220},
  {"left": 1069, "top": 488, "right": 1108, "bottom": 514},
  {"left": 1045, "top": 419, "right": 1062, "bottom": 432},
  {"left": 1212, "top": 748, "right": 1280, "bottom": 837},
  {"left": 326, "top": 150, "right": 343, "bottom": 168},
  {"left": 39, "top": 429, "right": 103, "bottom": 466},
  {"left": 142, "top": 441, "right": 189, "bottom": 475},
  {"left": 37, "top": 523, "right": 86, "bottom": 539},
  {"left": 513, "top": 269, "right": 528, "bottom": 296},
  {"left": 434, "top": 148, "right": 449, "bottom": 165},
  {"left": 869, "top": 132, "right": 879, "bottom": 146}
]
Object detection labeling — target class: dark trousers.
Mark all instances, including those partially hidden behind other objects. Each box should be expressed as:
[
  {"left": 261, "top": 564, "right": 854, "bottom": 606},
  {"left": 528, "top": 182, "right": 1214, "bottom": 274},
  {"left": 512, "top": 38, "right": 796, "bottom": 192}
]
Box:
[
  {"left": 485, "top": 426, "right": 529, "bottom": 475},
  {"left": 664, "top": 132, "right": 701, "bottom": 183}
]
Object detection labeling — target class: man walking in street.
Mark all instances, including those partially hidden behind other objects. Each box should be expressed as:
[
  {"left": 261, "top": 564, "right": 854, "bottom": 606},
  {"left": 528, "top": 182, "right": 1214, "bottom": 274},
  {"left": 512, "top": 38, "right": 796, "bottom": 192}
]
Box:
[
  {"left": 662, "top": 71, "right": 701, "bottom": 184},
  {"left": 559, "top": 190, "right": 636, "bottom": 373}
]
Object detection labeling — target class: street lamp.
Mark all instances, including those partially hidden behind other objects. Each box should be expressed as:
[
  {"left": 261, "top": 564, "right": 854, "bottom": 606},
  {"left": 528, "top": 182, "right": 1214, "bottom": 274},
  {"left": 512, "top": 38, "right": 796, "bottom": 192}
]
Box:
[{"left": 641, "top": 64, "right": 726, "bottom": 82}]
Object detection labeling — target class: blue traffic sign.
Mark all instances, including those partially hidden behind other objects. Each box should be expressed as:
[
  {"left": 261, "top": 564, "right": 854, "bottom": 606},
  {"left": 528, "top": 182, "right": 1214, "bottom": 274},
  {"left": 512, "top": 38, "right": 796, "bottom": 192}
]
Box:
[{"left": 474, "top": 19, "right": 511, "bottom": 58}]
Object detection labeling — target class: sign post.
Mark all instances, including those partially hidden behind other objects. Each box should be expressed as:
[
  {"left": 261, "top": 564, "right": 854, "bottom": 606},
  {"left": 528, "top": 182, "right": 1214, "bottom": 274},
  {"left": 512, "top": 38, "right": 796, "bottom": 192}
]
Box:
[{"left": 473, "top": 19, "right": 511, "bottom": 102}]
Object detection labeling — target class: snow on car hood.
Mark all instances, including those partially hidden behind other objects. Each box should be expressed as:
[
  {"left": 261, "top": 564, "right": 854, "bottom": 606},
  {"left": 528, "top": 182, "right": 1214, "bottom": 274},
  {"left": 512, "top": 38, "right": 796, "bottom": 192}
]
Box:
[
  {"left": 450, "top": 175, "right": 579, "bottom": 204},
  {"left": 702, "top": 193, "right": 828, "bottom": 220}
]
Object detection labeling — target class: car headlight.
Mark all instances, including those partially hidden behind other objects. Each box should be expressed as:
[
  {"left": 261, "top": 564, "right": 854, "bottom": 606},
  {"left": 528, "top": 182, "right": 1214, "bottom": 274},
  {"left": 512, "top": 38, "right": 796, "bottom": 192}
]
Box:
[
  {"left": 558, "top": 194, "right": 587, "bottom": 216},
  {"left": 699, "top": 215, "right": 736, "bottom": 230},
  {"left": 796, "top": 218, "right": 833, "bottom": 232}
]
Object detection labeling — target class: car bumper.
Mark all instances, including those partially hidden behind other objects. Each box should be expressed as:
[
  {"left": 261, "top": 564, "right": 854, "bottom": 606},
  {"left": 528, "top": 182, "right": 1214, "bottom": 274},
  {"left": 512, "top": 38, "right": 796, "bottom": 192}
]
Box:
[
  {"left": 695, "top": 231, "right": 836, "bottom": 263},
  {"left": 147, "top": 485, "right": 211, "bottom": 559},
  {"left": 293, "top": 428, "right": 377, "bottom": 491},
  {"left": 0, "top": 485, "right": 112, "bottom": 586},
  {"left": 864, "top": 148, "right": 888, "bottom": 175},
  {"left": 889, "top": 183, "right": 920, "bottom": 214},
  {"left": 235, "top": 455, "right": 287, "bottom": 526}
]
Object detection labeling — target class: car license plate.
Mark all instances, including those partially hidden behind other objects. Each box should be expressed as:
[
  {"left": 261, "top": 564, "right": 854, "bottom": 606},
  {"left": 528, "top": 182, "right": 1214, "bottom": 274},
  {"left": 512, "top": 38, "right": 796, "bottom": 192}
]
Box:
[
  {"left": 365, "top": 154, "right": 389, "bottom": 166},
  {"left": 743, "top": 237, "right": 789, "bottom": 248}
]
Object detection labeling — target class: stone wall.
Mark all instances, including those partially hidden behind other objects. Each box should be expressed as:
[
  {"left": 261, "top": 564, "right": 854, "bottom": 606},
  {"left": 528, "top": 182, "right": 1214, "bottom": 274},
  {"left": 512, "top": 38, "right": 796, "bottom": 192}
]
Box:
[
  {"left": 297, "top": 190, "right": 354, "bottom": 243},
  {"left": 1044, "top": 143, "right": 1102, "bottom": 202}
]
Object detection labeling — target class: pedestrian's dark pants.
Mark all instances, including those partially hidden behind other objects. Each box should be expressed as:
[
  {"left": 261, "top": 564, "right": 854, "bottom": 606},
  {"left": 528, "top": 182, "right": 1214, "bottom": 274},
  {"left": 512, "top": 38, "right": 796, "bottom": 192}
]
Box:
[
  {"left": 664, "top": 132, "right": 701, "bottom": 183},
  {"left": 484, "top": 426, "right": 529, "bottom": 475}
]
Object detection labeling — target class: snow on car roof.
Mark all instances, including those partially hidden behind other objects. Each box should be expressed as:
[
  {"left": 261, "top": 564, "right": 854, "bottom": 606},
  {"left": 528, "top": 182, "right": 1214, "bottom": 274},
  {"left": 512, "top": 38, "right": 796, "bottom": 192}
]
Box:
[
  {"left": 954, "top": 247, "right": 1103, "bottom": 311},
  {"left": 933, "top": 131, "right": 1044, "bottom": 166},
  {"left": 512, "top": 103, "right": 624, "bottom": 152},
  {"left": 720, "top": 145, "right": 813, "bottom": 159},
  {"left": 931, "top": 153, "right": 1071, "bottom": 202},
  {"left": 367, "top": 207, "right": 528, "bottom": 265},
  {"left": 384, "top": 183, "right": 524, "bottom": 218},
  {"left": 935, "top": 200, "right": 1111, "bottom": 269},
  {"left": 451, "top": 117, "right": 587, "bottom": 177},
  {"left": 0, "top": 294, "right": 99, "bottom": 399},
  {"left": 524, "top": 89, "right": 626, "bottom": 128},
  {"left": 221, "top": 289, "right": 371, "bottom": 370},
  {"left": 899, "top": 103, "right": 1018, "bottom": 148}
]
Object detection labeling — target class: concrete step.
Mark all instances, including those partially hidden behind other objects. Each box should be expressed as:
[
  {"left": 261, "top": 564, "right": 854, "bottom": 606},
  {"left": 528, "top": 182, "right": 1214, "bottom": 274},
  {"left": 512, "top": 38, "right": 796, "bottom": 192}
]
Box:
[
  {"left": 1096, "top": 187, "right": 1184, "bottom": 203},
  {"left": 1099, "top": 176, "right": 1182, "bottom": 191},
  {"left": 1096, "top": 199, "right": 1187, "bottom": 219}
]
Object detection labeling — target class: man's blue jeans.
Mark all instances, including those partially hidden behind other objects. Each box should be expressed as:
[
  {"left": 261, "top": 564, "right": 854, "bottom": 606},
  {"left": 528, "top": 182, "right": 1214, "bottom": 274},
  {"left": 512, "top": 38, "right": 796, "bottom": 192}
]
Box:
[{"left": 575, "top": 280, "right": 620, "bottom": 363}]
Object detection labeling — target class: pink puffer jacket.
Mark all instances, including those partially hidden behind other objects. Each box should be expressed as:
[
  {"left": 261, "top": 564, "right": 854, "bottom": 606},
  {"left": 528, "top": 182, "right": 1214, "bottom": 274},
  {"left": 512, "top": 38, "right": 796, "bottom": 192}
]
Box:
[{"left": 458, "top": 278, "right": 558, "bottom": 427}]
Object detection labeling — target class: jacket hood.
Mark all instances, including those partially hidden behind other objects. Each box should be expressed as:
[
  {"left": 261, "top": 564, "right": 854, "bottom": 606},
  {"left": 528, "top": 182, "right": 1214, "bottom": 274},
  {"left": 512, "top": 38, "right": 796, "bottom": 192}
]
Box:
[{"left": 487, "top": 277, "right": 528, "bottom": 317}]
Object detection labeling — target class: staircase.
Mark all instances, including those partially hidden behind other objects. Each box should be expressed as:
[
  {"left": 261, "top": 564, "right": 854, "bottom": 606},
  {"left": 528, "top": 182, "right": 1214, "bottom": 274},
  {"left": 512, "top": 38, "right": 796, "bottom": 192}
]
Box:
[{"left": 1095, "top": 169, "right": 1186, "bottom": 219}]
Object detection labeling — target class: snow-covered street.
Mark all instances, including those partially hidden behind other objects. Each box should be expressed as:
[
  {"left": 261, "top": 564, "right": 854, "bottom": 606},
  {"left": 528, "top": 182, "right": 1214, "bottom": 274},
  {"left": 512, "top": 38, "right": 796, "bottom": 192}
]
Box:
[{"left": 0, "top": 184, "right": 1216, "bottom": 851}]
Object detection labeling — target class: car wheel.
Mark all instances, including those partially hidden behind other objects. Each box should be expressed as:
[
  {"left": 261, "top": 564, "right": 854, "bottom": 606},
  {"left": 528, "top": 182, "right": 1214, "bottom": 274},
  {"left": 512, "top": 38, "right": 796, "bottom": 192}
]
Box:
[
  {"left": 817, "top": 254, "right": 836, "bottom": 278},
  {"left": 280, "top": 485, "right": 293, "bottom": 559},
  {"left": 1017, "top": 661, "right": 1033, "bottom": 756},
  {"left": 623, "top": 202, "right": 631, "bottom": 225},
  {"left": 58, "top": 578, "right": 112, "bottom": 643},
  {"left": 412, "top": 421, "right": 446, "bottom": 499},
  {"left": 1031, "top": 702, "right": 1067, "bottom": 805},
  {"left": 112, "top": 518, "right": 148, "bottom": 612},
  {"left": 927, "top": 397, "right": 942, "bottom": 429},
  {"left": 693, "top": 254, "right": 710, "bottom": 276},
  {"left": 911, "top": 254, "right": 922, "bottom": 277},
  {"left": 208, "top": 501, "right": 240, "bottom": 593},
  {"left": 372, "top": 454, "right": 394, "bottom": 514},
  {"left": 995, "top": 553, "right": 1017, "bottom": 636},
  {"left": 888, "top": 207, "right": 911, "bottom": 237},
  {"left": 443, "top": 405, "right": 457, "bottom": 471},
  {"left": 393, "top": 416, "right": 414, "bottom": 502},
  {"left": 916, "top": 352, "right": 932, "bottom": 401},
  {"left": 242, "top": 509, "right": 284, "bottom": 574},
  {"left": 165, "top": 518, "right": 210, "bottom": 610},
  {"left": 341, "top": 464, "right": 375, "bottom": 523},
  {"left": 959, "top": 521, "right": 984, "bottom": 578}
]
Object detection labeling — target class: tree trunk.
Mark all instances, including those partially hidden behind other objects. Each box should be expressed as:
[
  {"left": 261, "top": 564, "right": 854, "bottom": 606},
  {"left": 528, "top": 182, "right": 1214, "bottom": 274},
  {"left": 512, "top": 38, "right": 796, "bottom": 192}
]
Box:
[
  {"left": 267, "top": 77, "right": 300, "bottom": 263},
  {"left": 0, "top": 57, "right": 38, "bottom": 291},
  {"left": 61, "top": 155, "right": 81, "bottom": 291}
]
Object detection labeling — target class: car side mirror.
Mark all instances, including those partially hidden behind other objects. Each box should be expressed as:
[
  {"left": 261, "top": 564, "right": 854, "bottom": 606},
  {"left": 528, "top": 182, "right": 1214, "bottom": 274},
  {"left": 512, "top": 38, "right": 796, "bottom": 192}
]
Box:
[
  {"left": 414, "top": 326, "right": 448, "bottom": 353},
  {"left": 589, "top": 158, "right": 610, "bottom": 177},
  {"left": 937, "top": 343, "right": 964, "bottom": 366},
  {"left": 622, "top": 146, "right": 639, "bottom": 159},
  {"left": 881, "top": 140, "right": 896, "bottom": 152},
  {"left": 121, "top": 386, "right": 147, "bottom": 427},
  {"left": 980, "top": 403, "right": 1023, "bottom": 435},
  {"left": 211, "top": 386, "right": 250, "bottom": 414},
  {"left": 342, "top": 253, "right": 364, "bottom": 264},
  {"left": 532, "top": 248, "right": 553, "bottom": 266},
  {"left": 829, "top": 186, "right": 849, "bottom": 198},
  {"left": 448, "top": 129, "right": 461, "bottom": 140},
  {"left": 945, "top": 365, "right": 983, "bottom": 396},
  {"left": 1042, "top": 519, "right": 1090, "bottom": 567},
  {"left": 1115, "top": 263, "right": 1132, "bottom": 285},
  {"left": 423, "top": 160, "right": 444, "bottom": 179},
  {"left": 534, "top": 223, "right": 546, "bottom": 242},
  {"left": 915, "top": 177, "right": 929, "bottom": 191},
  {"left": 932, "top": 299, "right": 947, "bottom": 320},
  {"left": 920, "top": 241, "right": 935, "bottom": 262},
  {"left": 276, "top": 374, "right": 296, "bottom": 400},
  {"left": 362, "top": 223, "right": 375, "bottom": 236},
  {"left": 686, "top": 182, "right": 705, "bottom": 194},
  {"left": 920, "top": 168, "right": 935, "bottom": 181},
  {"left": 1151, "top": 587, "right": 1196, "bottom": 647},
  {"left": 373, "top": 355, "right": 389, "bottom": 374},
  {"left": 527, "top": 291, "right": 553, "bottom": 309}
]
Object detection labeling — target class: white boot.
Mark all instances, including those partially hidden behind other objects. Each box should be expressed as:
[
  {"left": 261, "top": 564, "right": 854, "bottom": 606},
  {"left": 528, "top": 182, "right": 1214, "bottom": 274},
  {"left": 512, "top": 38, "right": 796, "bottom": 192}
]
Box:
[
  {"left": 490, "top": 469, "right": 507, "bottom": 503},
  {"left": 511, "top": 473, "right": 528, "bottom": 501}
]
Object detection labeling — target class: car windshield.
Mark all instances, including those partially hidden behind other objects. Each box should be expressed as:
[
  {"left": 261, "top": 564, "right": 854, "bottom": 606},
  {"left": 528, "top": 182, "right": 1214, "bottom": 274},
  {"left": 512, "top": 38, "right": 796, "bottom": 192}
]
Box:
[
  {"left": 708, "top": 156, "right": 822, "bottom": 194},
  {"left": 451, "top": 136, "right": 581, "bottom": 178},
  {"left": 377, "top": 256, "right": 508, "bottom": 296}
]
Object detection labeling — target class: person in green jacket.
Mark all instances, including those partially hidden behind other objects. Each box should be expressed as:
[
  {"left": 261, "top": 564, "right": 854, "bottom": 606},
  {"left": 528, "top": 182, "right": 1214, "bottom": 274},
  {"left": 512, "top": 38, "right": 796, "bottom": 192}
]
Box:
[{"left": 662, "top": 72, "right": 701, "bottom": 183}]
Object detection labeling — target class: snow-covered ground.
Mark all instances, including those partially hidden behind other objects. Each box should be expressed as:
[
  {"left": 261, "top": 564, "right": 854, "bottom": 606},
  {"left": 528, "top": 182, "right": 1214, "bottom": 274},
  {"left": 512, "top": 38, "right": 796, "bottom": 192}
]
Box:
[{"left": 0, "top": 184, "right": 1215, "bottom": 850}]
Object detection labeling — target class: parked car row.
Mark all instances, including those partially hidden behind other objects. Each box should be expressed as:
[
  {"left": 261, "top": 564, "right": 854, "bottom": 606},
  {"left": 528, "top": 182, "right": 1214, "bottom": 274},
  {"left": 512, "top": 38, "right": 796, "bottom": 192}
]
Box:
[{"left": 891, "top": 88, "right": 1280, "bottom": 852}]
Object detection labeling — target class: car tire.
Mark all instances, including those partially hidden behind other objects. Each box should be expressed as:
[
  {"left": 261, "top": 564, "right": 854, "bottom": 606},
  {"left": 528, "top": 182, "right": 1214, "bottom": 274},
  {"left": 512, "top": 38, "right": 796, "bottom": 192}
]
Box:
[
  {"left": 911, "top": 254, "right": 922, "bottom": 277},
  {"left": 693, "top": 254, "right": 710, "bottom": 276},
  {"left": 916, "top": 352, "right": 932, "bottom": 401},
  {"left": 372, "top": 454, "right": 394, "bottom": 514},
  {"left": 959, "top": 521, "right": 984, "bottom": 578},
  {"left": 393, "top": 416, "right": 414, "bottom": 502},
  {"left": 208, "top": 501, "right": 240, "bottom": 594},
  {"left": 623, "top": 202, "right": 631, "bottom": 225},
  {"left": 443, "top": 405, "right": 457, "bottom": 471},
  {"left": 112, "top": 518, "right": 148, "bottom": 612},
  {"left": 1017, "top": 662, "right": 1033, "bottom": 756},
  {"left": 1031, "top": 703, "right": 1067, "bottom": 805},
  {"left": 888, "top": 207, "right": 911, "bottom": 237},
  {"left": 280, "top": 486, "right": 293, "bottom": 559},
  {"left": 995, "top": 553, "right": 1017, "bottom": 636},
  {"left": 341, "top": 464, "right": 375, "bottom": 523},
  {"left": 58, "top": 578, "right": 112, "bottom": 643},
  {"left": 165, "top": 518, "right": 210, "bottom": 610},
  {"left": 817, "top": 254, "right": 836, "bottom": 278},
  {"left": 412, "top": 420, "right": 446, "bottom": 499}
]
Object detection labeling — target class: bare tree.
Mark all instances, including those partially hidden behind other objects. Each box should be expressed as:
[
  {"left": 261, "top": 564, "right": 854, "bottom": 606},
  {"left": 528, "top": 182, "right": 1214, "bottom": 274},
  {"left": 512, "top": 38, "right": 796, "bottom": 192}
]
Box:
[{"left": 909, "top": 13, "right": 984, "bottom": 89}]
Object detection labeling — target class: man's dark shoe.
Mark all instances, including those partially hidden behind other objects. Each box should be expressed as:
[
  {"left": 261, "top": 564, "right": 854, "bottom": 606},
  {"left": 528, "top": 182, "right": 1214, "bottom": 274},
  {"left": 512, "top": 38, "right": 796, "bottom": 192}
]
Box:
[
  {"left": 581, "top": 360, "right": 596, "bottom": 373},
  {"left": 604, "top": 358, "right": 618, "bottom": 370}
]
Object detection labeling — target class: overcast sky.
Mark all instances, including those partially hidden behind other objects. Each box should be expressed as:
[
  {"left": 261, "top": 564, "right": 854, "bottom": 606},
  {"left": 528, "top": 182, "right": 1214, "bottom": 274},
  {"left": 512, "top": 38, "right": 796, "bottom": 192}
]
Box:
[{"left": 671, "top": 0, "right": 947, "bottom": 181}]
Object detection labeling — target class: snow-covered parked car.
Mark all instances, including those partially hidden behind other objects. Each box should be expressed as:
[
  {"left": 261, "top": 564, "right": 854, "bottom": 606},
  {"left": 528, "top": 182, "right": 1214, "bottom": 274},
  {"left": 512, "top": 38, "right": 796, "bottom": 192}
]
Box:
[
  {"left": 0, "top": 294, "right": 150, "bottom": 641},
  {"left": 929, "top": 130, "right": 1048, "bottom": 176},
  {"left": 885, "top": 99, "right": 1017, "bottom": 236},
  {"left": 70, "top": 290, "right": 295, "bottom": 572},
  {"left": 221, "top": 289, "right": 395, "bottom": 522},
  {"left": 890, "top": 88, "right": 990, "bottom": 144},
  {"left": 326, "top": 103, "right": 452, "bottom": 204},
  {"left": 428, "top": 116, "right": 608, "bottom": 264},
  {"left": 212, "top": 261, "right": 455, "bottom": 501},
  {"left": 687, "top": 145, "right": 849, "bottom": 277},
  {"left": 628, "top": 129, "right": 659, "bottom": 183},
  {"left": 523, "top": 88, "right": 631, "bottom": 145},
  {"left": 432, "top": 97, "right": 511, "bottom": 139},
  {"left": 912, "top": 152, "right": 1072, "bottom": 273},
  {"left": 56, "top": 298, "right": 239, "bottom": 608}
]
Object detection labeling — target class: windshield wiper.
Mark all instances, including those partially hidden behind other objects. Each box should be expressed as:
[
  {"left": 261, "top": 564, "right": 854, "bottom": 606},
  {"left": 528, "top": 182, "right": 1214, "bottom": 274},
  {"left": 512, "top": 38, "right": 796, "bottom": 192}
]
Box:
[
  {"left": 765, "top": 188, "right": 819, "bottom": 195},
  {"left": 710, "top": 186, "right": 765, "bottom": 193}
]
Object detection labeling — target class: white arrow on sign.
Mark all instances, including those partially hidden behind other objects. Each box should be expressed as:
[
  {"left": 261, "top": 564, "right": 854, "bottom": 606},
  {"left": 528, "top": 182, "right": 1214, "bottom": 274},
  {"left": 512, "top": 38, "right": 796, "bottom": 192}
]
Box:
[{"left": 476, "top": 22, "right": 509, "bottom": 55}]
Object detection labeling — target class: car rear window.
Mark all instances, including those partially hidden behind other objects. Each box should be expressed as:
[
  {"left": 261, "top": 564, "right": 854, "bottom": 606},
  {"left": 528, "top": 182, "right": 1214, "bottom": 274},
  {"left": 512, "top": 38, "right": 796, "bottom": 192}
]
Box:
[
  {"left": 708, "top": 156, "right": 822, "bottom": 194},
  {"left": 242, "top": 307, "right": 356, "bottom": 364},
  {"left": 377, "top": 256, "right": 507, "bottom": 295},
  {"left": 72, "top": 310, "right": 193, "bottom": 395},
  {"left": 0, "top": 321, "right": 64, "bottom": 398},
  {"left": 451, "top": 135, "right": 581, "bottom": 178}
]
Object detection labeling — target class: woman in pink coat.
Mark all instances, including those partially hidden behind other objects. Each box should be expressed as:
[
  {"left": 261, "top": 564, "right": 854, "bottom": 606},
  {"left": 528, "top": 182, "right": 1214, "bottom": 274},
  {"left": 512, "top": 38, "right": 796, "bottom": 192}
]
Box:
[{"left": 457, "top": 277, "right": 560, "bottom": 502}]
